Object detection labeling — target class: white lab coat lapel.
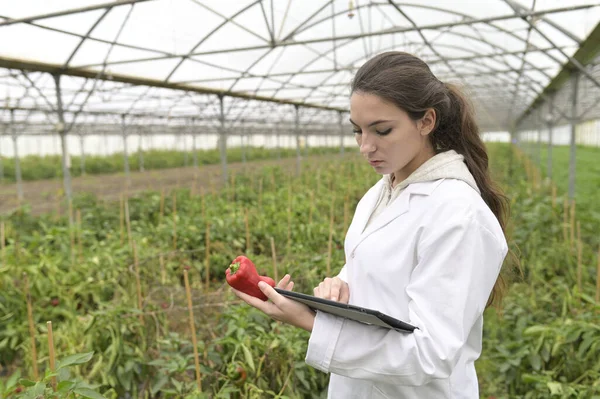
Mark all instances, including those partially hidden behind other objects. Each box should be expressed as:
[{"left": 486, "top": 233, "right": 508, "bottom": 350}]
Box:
[{"left": 347, "top": 179, "right": 445, "bottom": 256}]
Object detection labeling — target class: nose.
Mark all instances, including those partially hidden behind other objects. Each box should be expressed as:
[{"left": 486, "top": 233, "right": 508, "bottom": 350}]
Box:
[{"left": 358, "top": 133, "right": 376, "bottom": 156}]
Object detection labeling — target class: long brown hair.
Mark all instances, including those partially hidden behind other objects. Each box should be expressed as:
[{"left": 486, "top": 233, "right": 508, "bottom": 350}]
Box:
[{"left": 351, "top": 51, "right": 520, "bottom": 308}]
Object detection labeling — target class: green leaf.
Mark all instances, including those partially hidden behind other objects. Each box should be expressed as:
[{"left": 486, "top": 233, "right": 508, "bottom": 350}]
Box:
[
  {"left": 73, "top": 387, "right": 106, "bottom": 399},
  {"left": 241, "top": 344, "right": 255, "bottom": 372},
  {"left": 151, "top": 374, "right": 169, "bottom": 395},
  {"left": 18, "top": 378, "right": 36, "bottom": 387},
  {"left": 547, "top": 382, "right": 562, "bottom": 395},
  {"left": 57, "top": 380, "right": 76, "bottom": 393},
  {"left": 58, "top": 351, "right": 94, "bottom": 369},
  {"left": 6, "top": 370, "right": 21, "bottom": 389}
]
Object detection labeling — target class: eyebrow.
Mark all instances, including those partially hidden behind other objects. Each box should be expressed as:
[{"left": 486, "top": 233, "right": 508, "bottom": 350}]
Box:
[{"left": 349, "top": 118, "right": 394, "bottom": 127}]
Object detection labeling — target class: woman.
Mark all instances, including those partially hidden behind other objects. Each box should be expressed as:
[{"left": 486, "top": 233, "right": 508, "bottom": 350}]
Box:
[{"left": 232, "top": 51, "right": 515, "bottom": 398}]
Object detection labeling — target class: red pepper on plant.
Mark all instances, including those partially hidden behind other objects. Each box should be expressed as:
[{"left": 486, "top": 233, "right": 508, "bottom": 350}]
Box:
[{"left": 225, "top": 256, "right": 275, "bottom": 301}]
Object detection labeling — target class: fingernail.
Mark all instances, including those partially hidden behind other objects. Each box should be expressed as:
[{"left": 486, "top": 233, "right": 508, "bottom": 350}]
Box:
[{"left": 258, "top": 281, "right": 266, "bottom": 289}]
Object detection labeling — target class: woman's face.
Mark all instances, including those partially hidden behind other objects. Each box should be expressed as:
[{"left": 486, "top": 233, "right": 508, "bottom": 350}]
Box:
[{"left": 349, "top": 92, "right": 436, "bottom": 181}]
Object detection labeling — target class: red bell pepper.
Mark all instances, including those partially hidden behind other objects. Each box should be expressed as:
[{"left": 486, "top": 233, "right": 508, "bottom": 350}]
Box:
[{"left": 226, "top": 256, "right": 275, "bottom": 301}]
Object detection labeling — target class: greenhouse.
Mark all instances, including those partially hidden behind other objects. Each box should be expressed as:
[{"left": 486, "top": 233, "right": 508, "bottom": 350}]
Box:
[{"left": 1, "top": 1, "right": 599, "bottom": 398}]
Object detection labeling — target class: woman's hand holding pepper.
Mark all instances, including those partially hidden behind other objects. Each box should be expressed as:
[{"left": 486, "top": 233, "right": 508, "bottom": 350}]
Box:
[
  {"left": 313, "top": 277, "right": 350, "bottom": 303},
  {"left": 231, "top": 274, "right": 316, "bottom": 332}
]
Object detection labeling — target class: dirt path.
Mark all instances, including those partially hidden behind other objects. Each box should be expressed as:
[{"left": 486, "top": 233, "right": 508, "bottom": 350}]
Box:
[{"left": 0, "top": 154, "right": 336, "bottom": 215}]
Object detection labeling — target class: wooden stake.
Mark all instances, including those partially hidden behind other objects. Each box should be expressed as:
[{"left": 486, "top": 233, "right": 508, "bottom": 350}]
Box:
[
  {"left": 308, "top": 190, "right": 314, "bottom": 224},
  {"left": 76, "top": 209, "right": 83, "bottom": 263},
  {"left": 125, "top": 197, "right": 132, "bottom": 252},
  {"left": 200, "top": 187, "right": 206, "bottom": 219},
  {"left": 23, "top": 274, "right": 39, "bottom": 380},
  {"left": 562, "top": 198, "right": 569, "bottom": 243},
  {"left": 47, "top": 321, "right": 57, "bottom": 392},
  {"left": 183, "top": 269, "right": 202, "bottom": 392},
  {"left": 596, "top": 245, "right": 600, "bottom": 304},
  {"left": 270, "top": 237, "right": 278, "bottom": 283},
  {"left": 570, "top": 200, "right": 576, "bottom": 247},
  {"left": 287, "top": 185, "right": 292, "bottom": 251},
  {"left": 159, "top": 254, "right": 166, "bottom": 285},
  {"left": 172, "top": 192, "right": 177, "bottom": 251},
  {"left": 1, "top": 222, "right": 5, "bottom": 268},
  {"left": 159, "top": 188, "right": 165, "bottom": 224},
  {"left": 133, "top": 242, "right": 143, "bottom": 323},
  {"left": 258, "top": 178, "right": 263, "bottom": 210},
  {"left": 205, "top": 222, "right": 211, "bottom": 290},
  {"left": 326, "top": 196, "right": 335, "bottom": 276},
  {"left": 576, "top": 221, "right": 582, "bottom": 293},
  {"left": 120, "top": 194, "right": 125, "bottom": 245},
  {"left": 244, "top": 208, "right": 250, "bottom": 253}
]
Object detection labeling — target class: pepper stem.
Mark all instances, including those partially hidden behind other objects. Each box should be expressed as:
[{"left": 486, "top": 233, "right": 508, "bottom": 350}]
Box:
[{"left": 229, "top": 261, "right": 240, "bottom": 274}]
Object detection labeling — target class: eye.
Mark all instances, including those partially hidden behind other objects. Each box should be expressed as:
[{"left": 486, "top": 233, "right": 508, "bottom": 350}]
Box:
[
  {"left": 376, "top": 128, "right": 392, "bottom": 136},
  {"left": 352, "top": 129, "right": 362, "bottom": 135}
]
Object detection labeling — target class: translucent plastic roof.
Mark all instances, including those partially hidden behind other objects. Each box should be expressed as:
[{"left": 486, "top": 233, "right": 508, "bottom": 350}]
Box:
[{"left": 1, "top": 0, "right": 600, "bottom": 133}]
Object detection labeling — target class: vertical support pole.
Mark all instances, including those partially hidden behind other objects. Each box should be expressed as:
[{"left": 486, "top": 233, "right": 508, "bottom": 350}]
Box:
[
  {"left": 218, "top": 95, "right": 228, "bottom": 185},
  {"left": 568, "top": 72, "right": 579, "bottom": 201},
  {"left": 546, "top": 93, "right": 554, "bottom": 180},
  {"left": 53, "top": 74, "right": 72, "bottom": 210},
  {"left": 295, "top": 105, "right": 301, "bottom": 176},
  {"left": 79, "top": 133, "right": 86, "bottom": 176},
  {"left": 339, "top": 111, "right": 345, "bottom": 155},
  {"left": 536, "top": 108, "right": 542, "bottom": 168},
  {"left": 0, "top": 124, "right": 4, "bottom": 181},
  {"left": 122, "top": 114, "right": 130, "bottom": 185},
  {"left": 10, "top": 110, "right": 23, "bottom": 202},
  {"left": 183, "top": 132, "right": 188, "bottom": 167}
]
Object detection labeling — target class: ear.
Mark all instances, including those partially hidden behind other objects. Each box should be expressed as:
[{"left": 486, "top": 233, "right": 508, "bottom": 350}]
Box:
[{"left": 418, "top": 109, "right": 436, "bottom": 136}]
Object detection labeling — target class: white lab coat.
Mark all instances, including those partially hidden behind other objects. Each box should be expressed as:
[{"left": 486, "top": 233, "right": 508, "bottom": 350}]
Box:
[{"left": 305, "top": 177, "right": 508, "bottom": 398}]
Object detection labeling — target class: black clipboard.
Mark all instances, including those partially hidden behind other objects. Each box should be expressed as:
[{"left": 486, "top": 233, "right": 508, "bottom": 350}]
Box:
[{"left": 275, "top": 288, "right": 417, "bottom": 333}]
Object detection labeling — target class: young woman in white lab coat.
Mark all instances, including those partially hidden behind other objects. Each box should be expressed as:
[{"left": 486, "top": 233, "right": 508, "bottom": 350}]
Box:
[{"left": 231, "top": 51, "right": 517, "bottom": 398}]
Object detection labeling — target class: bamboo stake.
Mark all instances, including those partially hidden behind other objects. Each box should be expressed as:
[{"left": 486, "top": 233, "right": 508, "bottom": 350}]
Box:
[
  {"left": 308, "top": 190, "right": 314, "bottom": 224},
  {"left": 326, "top": 196, "right": 335, "bottom": 276},
  {"left": 47, "top": 321, "right": 56, "bottom": 392},
  {"left": 562, "top": 198, "right": 569, "bottom": 242},
  {"left": 576, "top": 221, "right": 582, "bottom": 294},
  {"left": 76, "top": 209, "right": 83, "bottom": 263},
  {"left": 244, "top": 208, "right": 250, "bottom": 253},
  {"left": 570, "top": 200, "right": 576, "bottom": 247},
  {"left": 159, "top": 254, "right": 166, "bottom": 285},
  {"left": 205, "top": 221, "right": 211, "bottom": 291},
  {"left": 125, "top": 196, "right": 132, "bottom": 252},
  {"left": 201, "top": 187, "right": 205, "bottom": 219},
  {"left": 69, "top": 203, "right": 75, "bottom": 265},
  {"left": 258, "top": 178, "right": 263, "bottom": 210},
  {"left": 1, "top": 222, "right": 5, "bottom": 268},
  {"left": 287, "top": 185, "right": 292, "bottom": 251},
  {"left": 120, "top": 194, "right": 125, "bottom": 245},
  {"left": 23, "top": 274, "right": 39, "bottom": 380},
  {"left": 172, "top": 192, "right": 177, "bottom": 251},
  {"left": 270, "top": 237, "right": 278, "bottom": 283},
  {"left": 159, "top": 188, "right": 165, "bottom": 224},
  {"left": 596, "top": 245, "right": 600, "bottom": 303},
  {"left": 343, "top": 197, "right": 349, "bottom": 233},
  {"left": 133, "top": 242, "right": 143, "bottom": 323},
  {"left": 183, "top": 269, "right": 202, "bottom": 392}
]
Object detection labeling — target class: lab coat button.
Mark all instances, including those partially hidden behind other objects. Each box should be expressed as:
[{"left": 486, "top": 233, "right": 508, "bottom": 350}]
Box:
[{"left": 351, "top": 252, "right": 355, "bottom": 258}]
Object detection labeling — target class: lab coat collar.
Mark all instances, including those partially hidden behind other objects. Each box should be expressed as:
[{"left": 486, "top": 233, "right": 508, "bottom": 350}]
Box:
[{"left": 348, "top": 179, "right": 445, "bottom": 255}]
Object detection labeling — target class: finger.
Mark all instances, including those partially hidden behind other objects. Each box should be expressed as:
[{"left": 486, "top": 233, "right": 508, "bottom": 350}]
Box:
[
  {"left": 286, "top": 281, "right": 294, "bottom": 291},
  {"left": 339, "top": 281, "right": 350, "bottom": 303},
  {"left": 313, "top": 286, "right": 320, "bottom": 297},
  {"left": 321, "top": 278, "right": 332, "bottom": 300},
  {"left": 258, "top": 281, "right": 285, "bottom": 307},
  {"left": 277, "top": 274, "right": 291, "bottom": 289},
  {"left": 330, "top": 278, "right": 341, "bottom": 301},
  {"left": 231, "top": 288, "right": 272, "bottom": 312}
]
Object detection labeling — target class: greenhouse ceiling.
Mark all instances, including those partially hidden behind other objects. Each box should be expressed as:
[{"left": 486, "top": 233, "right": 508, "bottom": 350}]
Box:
[{"left": 1, "top": 0, "right": 600, "bottom": 133}]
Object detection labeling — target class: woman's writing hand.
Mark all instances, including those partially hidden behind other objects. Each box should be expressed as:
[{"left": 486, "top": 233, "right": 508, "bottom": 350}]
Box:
[{"left": 314, "top": 277, "right": 350, "bottom": 303}]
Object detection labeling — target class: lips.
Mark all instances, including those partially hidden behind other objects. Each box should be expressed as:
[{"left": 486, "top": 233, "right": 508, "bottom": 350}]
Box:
[{"left": 368, "top": 160, "right": 383, "bottom": 166}]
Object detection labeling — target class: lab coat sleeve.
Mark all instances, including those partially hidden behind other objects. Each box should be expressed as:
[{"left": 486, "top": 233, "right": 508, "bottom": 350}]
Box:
[
  {"left": 337, "top": 264, "right": 348, "bottom": 282},
  {"left": 305, "top": 208, "right": 507, "bottom": 385}
]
